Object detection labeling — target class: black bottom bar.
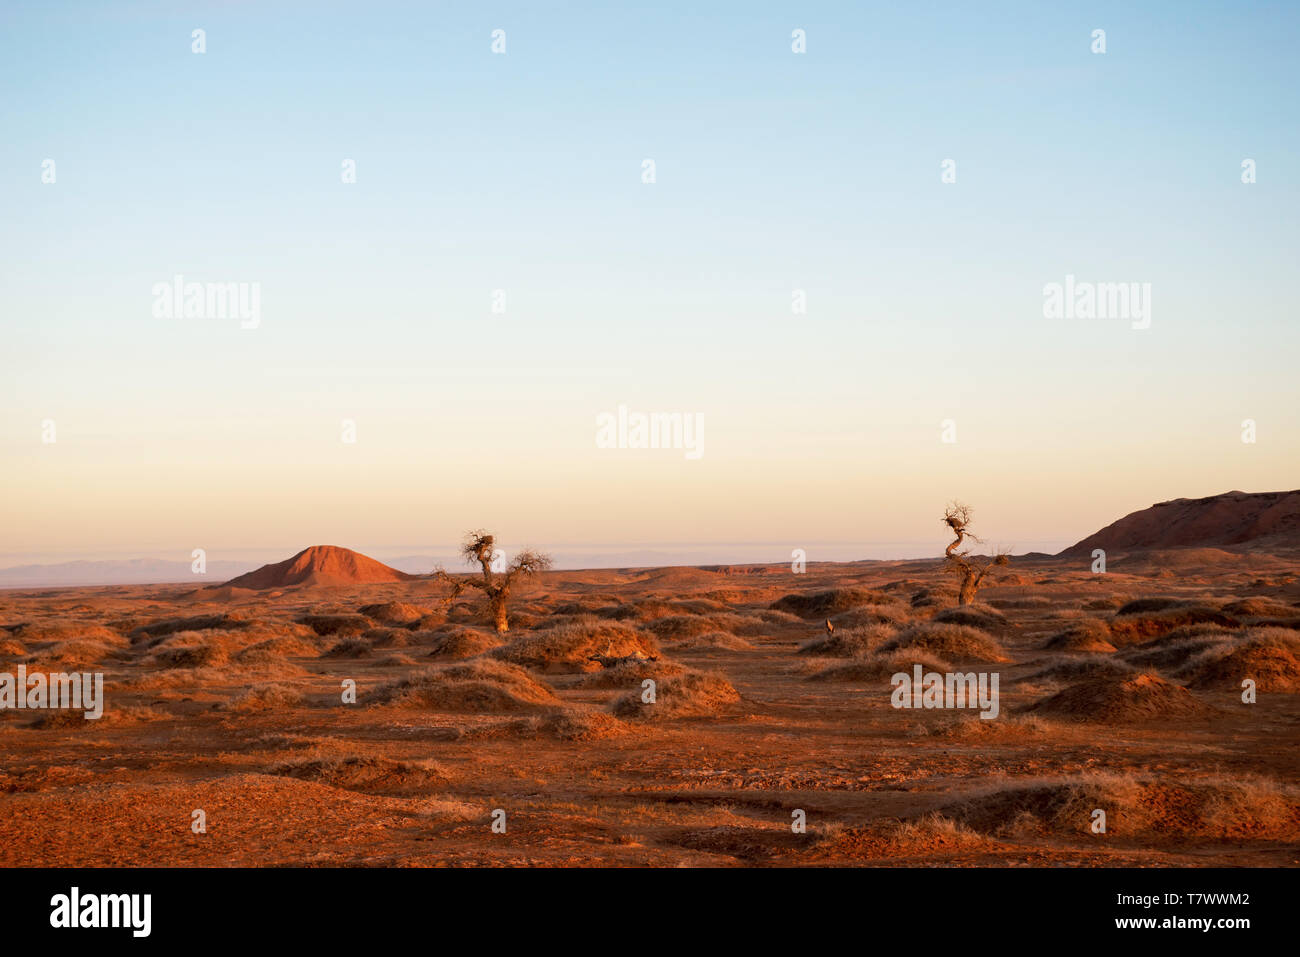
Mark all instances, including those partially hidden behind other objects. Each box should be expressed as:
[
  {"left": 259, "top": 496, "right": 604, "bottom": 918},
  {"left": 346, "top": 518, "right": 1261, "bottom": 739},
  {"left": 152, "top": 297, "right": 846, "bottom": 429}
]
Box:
[{"left": 2, "top": 866, "right": 1282, "bottom": 944}]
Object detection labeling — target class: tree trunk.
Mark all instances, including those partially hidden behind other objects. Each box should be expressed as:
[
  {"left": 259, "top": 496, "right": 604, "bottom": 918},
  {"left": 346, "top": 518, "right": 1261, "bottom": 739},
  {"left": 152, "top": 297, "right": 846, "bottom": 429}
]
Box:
[
  {"left": 490, "top": 593, "right": 509, "bottom": 633},
  {"left": 958, "top": 570, "right": 979, "bottom": 606}
]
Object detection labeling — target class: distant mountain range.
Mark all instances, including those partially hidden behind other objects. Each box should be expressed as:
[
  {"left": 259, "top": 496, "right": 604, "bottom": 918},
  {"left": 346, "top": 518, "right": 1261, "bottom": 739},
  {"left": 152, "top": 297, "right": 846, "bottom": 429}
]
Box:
[
  {"left": 6, "top": 491, "right": 1293, "bottom": 589},
  {"left": 0, "top": 558, "right": 259, "bottom": 588},
  {"left": 0, "top": 544, "right": 950, "bottom": 588}
]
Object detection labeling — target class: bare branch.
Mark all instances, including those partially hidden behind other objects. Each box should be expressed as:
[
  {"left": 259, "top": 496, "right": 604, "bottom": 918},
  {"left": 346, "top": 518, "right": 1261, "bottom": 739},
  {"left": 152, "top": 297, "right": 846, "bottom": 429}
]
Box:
[{"left": 504, "top": 548, "right": 553, "bottom": 583}]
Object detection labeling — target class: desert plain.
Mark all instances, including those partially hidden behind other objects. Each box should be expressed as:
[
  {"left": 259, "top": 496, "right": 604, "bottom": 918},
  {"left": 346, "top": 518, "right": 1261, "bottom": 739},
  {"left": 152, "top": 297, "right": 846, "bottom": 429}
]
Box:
[{"left": 3, "top": 510, "right": 1299, "bottom": 869}]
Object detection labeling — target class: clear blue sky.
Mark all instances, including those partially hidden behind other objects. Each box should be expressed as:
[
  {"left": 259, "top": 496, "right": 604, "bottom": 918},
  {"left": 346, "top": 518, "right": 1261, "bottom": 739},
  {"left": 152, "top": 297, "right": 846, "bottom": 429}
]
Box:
[{"left": 1, "top": 1, "right": 1297, "bottom": 566}]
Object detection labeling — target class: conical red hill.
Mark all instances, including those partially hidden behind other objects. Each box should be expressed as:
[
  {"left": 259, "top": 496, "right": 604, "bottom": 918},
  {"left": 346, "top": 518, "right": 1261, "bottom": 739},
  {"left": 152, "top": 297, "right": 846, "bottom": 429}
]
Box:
[{"left": 222, "top": 546, "right": 416, "bottom": 589}]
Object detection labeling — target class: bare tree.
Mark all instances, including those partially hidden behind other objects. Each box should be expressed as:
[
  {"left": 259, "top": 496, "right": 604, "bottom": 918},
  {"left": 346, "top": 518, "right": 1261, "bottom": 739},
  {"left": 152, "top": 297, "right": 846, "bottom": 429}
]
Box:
[
  {"left": 942, "top": 502, "right": 1010, "bottom": 606},
  {"left": 433, "top": 530, "right": 553, "bottom": 633}
]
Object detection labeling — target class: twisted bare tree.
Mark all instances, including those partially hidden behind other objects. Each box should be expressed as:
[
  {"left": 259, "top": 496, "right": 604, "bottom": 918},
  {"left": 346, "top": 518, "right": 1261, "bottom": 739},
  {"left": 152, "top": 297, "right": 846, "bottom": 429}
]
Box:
[
  {"left": 942, "top": 502, "right": 1010, "bottom": 606},
  {"left": 433, "top": 530, "right": 553, "bottom": 633}
]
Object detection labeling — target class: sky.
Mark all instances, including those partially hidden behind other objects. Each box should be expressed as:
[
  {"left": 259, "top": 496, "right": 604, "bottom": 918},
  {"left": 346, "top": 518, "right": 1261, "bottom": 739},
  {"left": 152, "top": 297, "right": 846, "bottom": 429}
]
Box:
[{"left": 2, "top": 1, "right": 1298, "bottom": 570}]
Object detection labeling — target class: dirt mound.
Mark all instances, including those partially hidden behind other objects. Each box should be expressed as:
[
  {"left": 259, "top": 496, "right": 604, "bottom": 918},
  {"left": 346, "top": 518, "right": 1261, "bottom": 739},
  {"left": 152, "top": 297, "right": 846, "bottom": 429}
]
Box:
[
  {"left": 798, "top": 624, "right": 893, "bottom": 658},
  {"left": 644, "top": 615, "right": 726, "bottom": 641},
  {"left": 576, "top": 658, "right": 685, "bottom": 688},
  {"left": 770, "top": 588, "right": 894, "bottom": 619},
  {"left": 296, "top": 614, "right": 371, "bottom": 637},
  {"left": 909, "top": 585, "right": 959, "bottom": 609},
  {"left": 223, "top": 546, "right": 415, "bottom": 590},
  {"left": 932, "top": 605, "right": 1012, "bottom": 636},
  {"left": 1024, "top": 673, "right": 1212, "bottom": 722},
  {"left": 426, "top": 627, "right": 503, "bottom": 660},
  {"left": 22, "top": 639, "right": 123, "bottom": 670},
  {"left": 591, "top": 599, "right": 677, "bottom": 622},
  {"left": 907, "top": 714, "right": 1054, "bottom": 741},
  {"left": 1107, "top": 602, "right": 1237, "bottom": 645},
  {"left": 357, "top": 602, "right": 431, "bottom": 625},
  {"left": 941, "top": 771, "right": 1298, "bottom": 839},
  {"left": 129, "top": 613, "right": 250, "bottom": 644},
  {"left": 748, "top": 609, "right": 804, "bottom": 626},
  {"left": 879, "top": 623, "right": 1009, "bottom": 663},
  {"left": 1027, "top": 657, "right": 1137, "bottom": 684},
  {"left": 266, "top": 756, "right": 449, "bottom": 795},
  {"left": 492, "top": 618, "right": 659, "bottom": 673},
  {"left": 220, "top": 683, "right": 305, "bottom": 713},
  {"left": 147, "top": 637, "right": 229, "bottom": 669},
  {"left": 361, "top": 626, "right": 410, "bottom": 647},
  {"left": 233, "top": 635, "right": 322, "bottom": 663},
  {"left": 825, "top": 604, "right": 911, "bottom": 629},
  {"left": 810, "top": 650, "right": 953, "bottom": 682},
  {"left": 1223, "top": 597, "right": 1300, "bottom": 619},
  {"left": 664, "top": 630, "right": 753, "bottom": 651},
  {"left": 26, "top": 705, "right": 163, "bottom": 730},
  {"left": 506, "top": 708, "right": 627, "bottom": 741},
  {"left": 1060, "top": 489, "right": 1300, "bottom": 556},
  {"left": 611, "top": 670, "right": 739, "bottom": 720},
  {"left": 370, "top": 660, "right": 557, "bottom": 712},
  {"left": 1042, "top": 619, "right": 1117, "bottom": 653},
  {"left": 1120, "top": 627, "right": 1233, "bottom": 670},
  {"left": 12, "top": 621, "right": 126, "bottom": 645},
  {"left": 1176, "top": 628, "right": 1300, "bottom": 691},
  {"left": 323, "top": 637, "right": 372, "bottom": 658},
  {"left": 1116, "top": 597, "right": 1183, "bottom": 615}
]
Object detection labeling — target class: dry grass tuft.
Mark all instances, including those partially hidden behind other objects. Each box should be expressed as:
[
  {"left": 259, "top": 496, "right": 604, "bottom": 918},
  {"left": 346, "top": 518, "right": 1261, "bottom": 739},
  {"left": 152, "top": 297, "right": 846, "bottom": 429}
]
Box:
[
  {"left": 266, "top": 755, "right": 449, "bottom": 795},
  {"left": 770, "top": 588, "right": 896, "bottom": 619},
  {"left": 664, "top": 630, "right": 754, "bottom": 651},
  {"left": 425, "top": 627, "right": 503, "bottom": 660},
  {"left": 492, "top": 617, "right": 658, "bottom": 673},
  {"left": 575, "top": 657, "right": 686, "bottom": 688},
  {"left": 220, "top": 683, "right": 305, "bottom": 713},
  {"left": 504, "top": 707, "right": 628, "bottom": 741},
  {"left": 932, "top": 604, "right": 1012, "bottom": 636},
  {"left": 323, "top": 637, "right": 372, "bottom": 658},
  {"left": 879, "top": 623, "right": 1009, "bottom": 663},
  {"left": 611, "top": 669, "right": 739, "bottom": 720},
  {"left": 357, "top": 602, "right": 431, "bottom": 625},
  {"left": 941, "top": 771, "right": 1298, "bottom": 840},
  {"left": 370, "top": 659, "right": 557, "bottom": 712},
  {"left": 798, "top": 624, "right": 894, "bottom": 658}
]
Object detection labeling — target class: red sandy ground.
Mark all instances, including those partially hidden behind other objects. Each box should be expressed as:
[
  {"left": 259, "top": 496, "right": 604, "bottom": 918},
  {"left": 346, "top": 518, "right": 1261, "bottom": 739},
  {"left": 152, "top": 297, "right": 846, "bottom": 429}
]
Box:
[{"left": 1, "top": 550, "right": 1297, "bottom": 867}]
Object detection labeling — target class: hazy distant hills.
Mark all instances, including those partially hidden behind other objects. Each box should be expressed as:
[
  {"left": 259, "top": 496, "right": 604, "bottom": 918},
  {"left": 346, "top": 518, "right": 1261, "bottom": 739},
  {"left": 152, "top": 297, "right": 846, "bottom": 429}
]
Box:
[
  {"left": 8, "top": 491, "right": 1294, "bottom": 589},
  {"left": 0, "top": 558, "right": 259, "bottom": 588},
  {"left": 0, "top": 545, "right": 933, "bottom": 589}
]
